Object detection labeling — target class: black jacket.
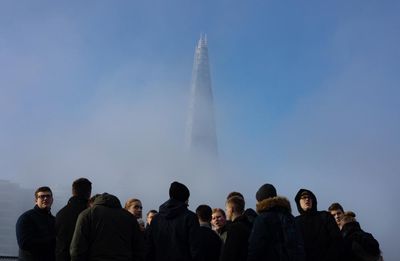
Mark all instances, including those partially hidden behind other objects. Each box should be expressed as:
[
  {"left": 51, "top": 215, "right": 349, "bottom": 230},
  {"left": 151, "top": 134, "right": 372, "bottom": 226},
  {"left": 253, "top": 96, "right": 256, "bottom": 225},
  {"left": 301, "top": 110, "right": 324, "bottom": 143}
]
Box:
[
  {"left": 16, "top": 205, "right": 56, "bottom": 261},
  {"left": 145, "top": 198, "right": 201, "bottom": 261},
  {"left": 220, "top": 214, "right": 252, "bottom": 261},
  {"left": 70, "top": 193, "right": 144, "bottom": 261},
  {"left": 197, "top": 224, "right": 222, "bottom": 261},
  {"left": 341, "top": 221, "right": 381, "bottom": 261},
  {"left": 247, "top": 196, "right": 305, "bottom": 261},
  {"left": 55, "top": 196, "right": 88, "bottom": 261},
  {"left": 294, "top": 189, "right": 343, "bottom": 261}
]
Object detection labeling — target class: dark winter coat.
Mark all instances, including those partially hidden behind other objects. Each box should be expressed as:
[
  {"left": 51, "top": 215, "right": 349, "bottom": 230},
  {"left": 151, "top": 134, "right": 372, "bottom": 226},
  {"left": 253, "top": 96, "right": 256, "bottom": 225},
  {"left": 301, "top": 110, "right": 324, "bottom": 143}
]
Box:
[
  {"left": 145, "top": 198, "right": 201, "bottom": 261},
  {"left": 294, "top": 189, "right": 344, "bottom": 261},
  {"left": 55, "top": 196, "right": 88, "bottom": 261},
  {"left": 341, "top": 221, "right": 381, "bottom": 261},
  {"left": 247, "top": 196, "right": 305, "bottom": 261},
  {"left": 197, "top": 224, "right": 222, "bottom": 261},
  {"left": 16, "top": 205, "right": 56, "bottom": 261},
  {"left": 70, "top": 193, "right": 144, "bottom": 261},
  {"left": 220, "top": 214, "right": 252, "bottom": 261}
]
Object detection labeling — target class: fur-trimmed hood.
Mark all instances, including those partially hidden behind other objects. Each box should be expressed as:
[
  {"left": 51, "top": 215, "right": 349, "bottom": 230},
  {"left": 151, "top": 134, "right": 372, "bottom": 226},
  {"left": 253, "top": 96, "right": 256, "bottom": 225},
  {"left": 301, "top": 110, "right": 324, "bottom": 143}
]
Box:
[{"left": 256, "top": 196, "right": 291, "bottom": 214}]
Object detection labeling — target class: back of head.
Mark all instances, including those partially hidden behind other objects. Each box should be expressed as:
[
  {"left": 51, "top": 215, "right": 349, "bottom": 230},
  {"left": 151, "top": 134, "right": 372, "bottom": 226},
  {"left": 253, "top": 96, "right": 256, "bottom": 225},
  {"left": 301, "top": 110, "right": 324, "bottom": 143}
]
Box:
[
  {"left": 93, "top": 193, "right": 122, "bottom": 209},
  {"left": 226, "top": 196, "right": 245, "bottom": 215},
  {"left": 196, "top": 204, "right": 212, "bottom": 223},
  {"left": 255, "top": 183, "right": 277, "bottom": 202},
  {"left": 72, "top": 178, "right": 92, "bottom": 199},
  {"left": 341, "top": 211, "right": 357, "bottom": 224},
  {"left": 169, "top": 181, "right": 190, "bottom": 202},
  {"left": 227, "top": 191, "right": 244, "bottom": 200}
]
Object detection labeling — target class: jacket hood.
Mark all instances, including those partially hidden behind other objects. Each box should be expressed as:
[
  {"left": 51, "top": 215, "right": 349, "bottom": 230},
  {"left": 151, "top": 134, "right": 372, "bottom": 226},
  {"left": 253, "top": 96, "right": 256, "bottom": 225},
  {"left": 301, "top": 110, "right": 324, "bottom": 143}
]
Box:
[
  {"left": 256, "top": 196, "right": 292, "bottom": 214},
  {"left": 295, "top": 188, "right": 317, "bottom": 214},
  {"left": 158, "top": 198, "right": 188, "bottom": 219},
  {"left": 93, "top": 193, "right": 122, "bottom": 209},
  {"left": 341, "top": 221, "right": 362, "bottom": 238}
]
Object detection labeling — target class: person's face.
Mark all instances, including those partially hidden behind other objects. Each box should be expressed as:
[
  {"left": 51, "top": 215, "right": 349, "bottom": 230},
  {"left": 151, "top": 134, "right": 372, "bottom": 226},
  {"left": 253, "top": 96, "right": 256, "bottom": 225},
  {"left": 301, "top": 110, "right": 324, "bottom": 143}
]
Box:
[
  {"left": 35, "top": 191, "right": 53, "bottom": 210},
  {"left": 147, "top": 212, "right": 156, "bottom": 225},
  {"left": 330, "top": 209, "right": 344, "bottom": 225},
  {"left": 299, "top": 194, "right": 313, "bottom": 212},
  {"left": 211, "top": 211, "right": 226, "bottom": 230},
  {"left": 128, "top": 201, "right": 143, "bottom": 219}
]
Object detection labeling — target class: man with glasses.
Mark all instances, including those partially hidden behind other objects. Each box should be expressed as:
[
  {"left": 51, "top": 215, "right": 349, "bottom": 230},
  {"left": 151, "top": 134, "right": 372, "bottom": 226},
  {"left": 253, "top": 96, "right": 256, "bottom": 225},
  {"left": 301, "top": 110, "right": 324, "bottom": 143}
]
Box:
[
  {"left": 294, "top": 189, "right": 343, "bottom": 261},
  {"left": 16, "top": 186, "right": 56, "bottom": 261}
]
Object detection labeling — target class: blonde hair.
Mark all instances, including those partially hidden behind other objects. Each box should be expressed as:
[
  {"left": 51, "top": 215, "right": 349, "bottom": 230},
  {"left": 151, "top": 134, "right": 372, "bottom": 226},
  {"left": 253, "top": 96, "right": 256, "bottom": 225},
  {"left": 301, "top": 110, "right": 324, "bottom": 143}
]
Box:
[
  {"left": 341, "top": 211, "right": 357, "bottom": 224},
  {"left": 124, "top": 198, "right": 141, "bottom": 209}
]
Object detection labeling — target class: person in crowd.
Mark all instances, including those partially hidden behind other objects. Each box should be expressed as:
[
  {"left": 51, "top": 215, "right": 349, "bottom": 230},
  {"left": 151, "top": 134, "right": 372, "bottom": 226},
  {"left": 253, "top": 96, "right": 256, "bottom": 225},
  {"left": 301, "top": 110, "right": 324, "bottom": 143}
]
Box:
[
  {"left": 226, "top": 192, "right": 258, "bottom": 225},
  {"left": 88, "top": 194, "right": 100, "bottom": 207},
  {"left": 328, "top": 202, "right": 345, "bottom": 227},
  {"left": 340, "top": 211, "right": 383, "bottom": 261},
  {"left": 220, "top": 196, "right": 252, "bottom": 261},
  {"left": 196, "top": 205, "right": 222, "bottom": 261},
  {"left": 295, "top": 189, "right": 344, "bottom": 261},
  {"left": 145, "top": 210, "right": 158, "bottom": 228},
  {"left": 145, "top": 181, "right": 201, "bottom": 261},
  {"left": 247, "top": 183, "right": 305, "bottom": 261},
  {"left": 70, "top": 193, "right": 144, "bottom": 261},
  {"left": 125, "top": 198, "right": 144, "bottom": 231},
  {"left": 16, "top": 186, "right": 56, "bottom": 261},
  {"left": 211, "top": 208, "right": 228, "bottom": 243},
  {"left": 55, "top": 178, "right": 92, "bottom": 261}
]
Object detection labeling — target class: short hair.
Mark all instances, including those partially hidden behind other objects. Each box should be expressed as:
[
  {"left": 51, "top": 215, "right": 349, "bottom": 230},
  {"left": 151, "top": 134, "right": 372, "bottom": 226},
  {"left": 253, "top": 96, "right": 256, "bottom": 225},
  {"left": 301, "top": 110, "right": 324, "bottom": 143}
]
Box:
[
  {"left": 35, "top": 186, "right": 52, "bottom": 198},
  {"left": 212, "top": 208, "right": 226, "bottom": 218},
  {"left": 226, "top": 196, "right": 245, "bottom": 214},
  {"left": 227, "top": 191, "right": 244, "bottom": 200},
  {"left": 341, "top": 211, "right": 356, "bottom": 223},
  {"left": 328, "top": 202, "right": 344, "bottom": 212},
  {"left": 125, "top": 198, "right": 141, "bottom": 209},
  {"left": 146, "top": 209, "right": 158, "bottom": 217},
  {"left": 196, "top": 205, "right": 212, "bottom": 222},
  {"left": 72, "top": 178, "right": 92, "bottom": 198}
]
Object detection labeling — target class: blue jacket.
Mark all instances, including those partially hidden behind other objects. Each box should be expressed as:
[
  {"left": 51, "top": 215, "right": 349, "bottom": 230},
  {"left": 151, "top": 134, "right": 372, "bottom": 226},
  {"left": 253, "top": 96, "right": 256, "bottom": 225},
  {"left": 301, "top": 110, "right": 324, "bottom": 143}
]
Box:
[{"left": 16, "top": 205, "right": 56, "bottom": 261}]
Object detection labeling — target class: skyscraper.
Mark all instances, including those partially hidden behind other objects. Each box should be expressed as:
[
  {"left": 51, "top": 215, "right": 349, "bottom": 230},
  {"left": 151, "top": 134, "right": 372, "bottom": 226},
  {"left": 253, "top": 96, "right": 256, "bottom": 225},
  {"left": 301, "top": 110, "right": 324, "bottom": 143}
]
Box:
[{"left": 186, "top": 35, "right": 218, "bottom": 159}]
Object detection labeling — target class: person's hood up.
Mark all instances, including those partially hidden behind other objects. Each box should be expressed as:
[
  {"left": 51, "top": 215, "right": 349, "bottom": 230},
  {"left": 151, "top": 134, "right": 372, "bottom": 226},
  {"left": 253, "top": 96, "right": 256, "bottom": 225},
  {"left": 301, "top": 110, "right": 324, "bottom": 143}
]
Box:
[
  {"left": 158, "top": 198, "right": 188, "bottom": 219},
  {"left": 93, "top": 193, "right": 122, "bottom": 209},
  {"left": 256, "top": 196, "right": 292, "bottom": 214},
  {"left": 295, "top": 188, "right": 317, "bottom": 214}
]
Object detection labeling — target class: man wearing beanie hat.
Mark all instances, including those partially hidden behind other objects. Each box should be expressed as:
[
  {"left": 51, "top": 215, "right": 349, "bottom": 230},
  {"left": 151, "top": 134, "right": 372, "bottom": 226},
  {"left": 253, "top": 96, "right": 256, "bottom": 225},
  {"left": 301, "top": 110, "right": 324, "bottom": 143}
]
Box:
[
  {"left": 247, "top": 183, "right": 305, "bottom": 261},
  {"left": 145, "top": 181, "right": 201, "bottom": 261},
  {"left": 294, "top": 188, "right": 344, "bottom": 261}
]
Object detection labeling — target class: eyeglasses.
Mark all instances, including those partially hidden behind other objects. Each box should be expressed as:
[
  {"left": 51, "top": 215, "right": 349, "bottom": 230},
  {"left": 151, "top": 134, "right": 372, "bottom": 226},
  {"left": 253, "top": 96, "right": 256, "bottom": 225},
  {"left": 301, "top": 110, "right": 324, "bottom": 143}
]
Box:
[
  {"left": 300, "top": 195, "right": 311, "bottom": 200},
  {"left": 37, "top": 194, "right": 52, "bottom": 199},
  {"left": 133, "top": 205, "right": 143, "bottom": 209}
]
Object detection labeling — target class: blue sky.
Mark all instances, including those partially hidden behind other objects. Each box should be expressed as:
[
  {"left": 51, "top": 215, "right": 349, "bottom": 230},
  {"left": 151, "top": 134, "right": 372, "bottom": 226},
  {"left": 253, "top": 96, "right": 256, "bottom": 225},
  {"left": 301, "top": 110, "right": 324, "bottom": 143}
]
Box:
[{"left": 1, "top": 0, "right": 399, "bottom": 258}]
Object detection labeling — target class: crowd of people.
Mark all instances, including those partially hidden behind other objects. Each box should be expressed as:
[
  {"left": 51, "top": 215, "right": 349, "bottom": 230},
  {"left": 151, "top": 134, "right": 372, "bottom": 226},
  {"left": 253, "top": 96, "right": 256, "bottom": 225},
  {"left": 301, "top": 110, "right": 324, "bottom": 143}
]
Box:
[{"left": 15, "top": 178, "right": 383, "bottom": 261}]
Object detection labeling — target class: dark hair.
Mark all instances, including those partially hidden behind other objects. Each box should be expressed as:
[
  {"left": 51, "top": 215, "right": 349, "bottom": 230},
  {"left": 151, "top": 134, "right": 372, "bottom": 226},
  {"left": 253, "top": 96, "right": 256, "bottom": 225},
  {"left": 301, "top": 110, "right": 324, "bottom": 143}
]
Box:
[
  {"left": 328, "top": 202, "right": 344, "bottom": 212},
  {"left": 72, "top": 178, "right": 92, "bottom": 199},
  {"left": 196, "top": 205, "right": 212, "bottom": 222},
  {"left": 227, "top": 191, "right": 244, "bottom": 200},
  {"left": 226, "top": 196, "right": 245, "bottom": 214},
  {"left": 35, "top": 186, "right": 52, "bottom": 198},
  {"left": 146, "top": 209, "right": 158, "bottom": 217},
  {"left": 212, "top": 208, "right": 226, "bottom": 218}
]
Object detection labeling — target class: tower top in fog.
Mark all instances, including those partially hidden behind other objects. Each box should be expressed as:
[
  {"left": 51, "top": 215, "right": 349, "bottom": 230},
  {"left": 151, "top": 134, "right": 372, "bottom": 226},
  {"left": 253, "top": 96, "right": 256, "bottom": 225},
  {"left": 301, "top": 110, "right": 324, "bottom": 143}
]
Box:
[{"left": 186, "top": 35, "right": 218, "bottom": 160}]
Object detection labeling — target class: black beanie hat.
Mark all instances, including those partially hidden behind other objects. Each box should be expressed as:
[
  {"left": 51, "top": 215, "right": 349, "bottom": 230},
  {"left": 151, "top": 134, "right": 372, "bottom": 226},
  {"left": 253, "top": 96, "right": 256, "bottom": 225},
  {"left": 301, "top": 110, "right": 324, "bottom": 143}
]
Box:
[
  {"left": 169, "top": 181, "right": 190, "bottom": 202},
  {"left": 256, "top": 183, "right": 277, "bottom": 201}
]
